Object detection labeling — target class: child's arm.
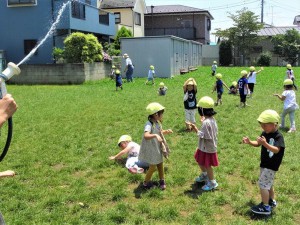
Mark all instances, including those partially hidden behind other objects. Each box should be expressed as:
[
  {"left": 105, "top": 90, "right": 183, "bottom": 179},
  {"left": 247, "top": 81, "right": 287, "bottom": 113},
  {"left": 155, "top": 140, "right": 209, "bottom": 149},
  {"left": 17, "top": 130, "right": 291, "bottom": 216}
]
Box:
[
  {"left": 256, "top": 67, "right": 264, "bottom": 74},
  {"left": 212, "top": 84, "right": 216, "bottom": 93},
  {"left": 273, "top": 94, "right": 286, "bottom": 101},
  {"left": 189, "top": 123, "right": 199, "bottom": 133},
  {"left": 256, "top": 136, "right": 280, "bottom": 154},
  {"left": 223, "top": 81, "right": 230, "bottom": 91},
  {"left": 162, "top": 129, "right": 173, "bottom": 135},
  {"left": 242, "top": 136, "right": 260, "bottom": 147},
  {"left": 144, "top": 131, "right": 163, "bottom": 142},
  {"left": 109, "top": 146, "right": 131, "bottom": 160}
]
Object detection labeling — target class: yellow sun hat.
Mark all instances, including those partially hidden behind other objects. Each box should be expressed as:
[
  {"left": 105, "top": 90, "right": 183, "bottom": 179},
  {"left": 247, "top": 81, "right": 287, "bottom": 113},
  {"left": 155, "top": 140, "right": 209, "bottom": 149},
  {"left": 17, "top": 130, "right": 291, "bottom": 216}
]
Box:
[
  {"left": 197, "top": 96, "right": 215, "bottom": 108},
  {"left": 118, "top": 135, "right": 132, "bottom": 145},
  {"left": 240, "top": 70, "right": 248, "bottom": 77},
  {"left": 216, "top": 73, "right": 222, "bottom": 79},
  {"left": 150, "top": 65, "right": 155, "bottom": 70},
  {"left": 232, "top": 81, "right": 237, "bottom": 86},
  {"left": 283, "top": 79, "right": 293, "bottom": 86},
  {"left": 112, "top": 65, "right": 116, "bottom": 69},
  {"left": 146, "top": 102, "right": 165, "bottom": 115},
  {"left": 115, "top": 69, "right": 120, "bottom": 74},
  {"left": 257, "top": 110, "right": 280, "bottom": 123},
  {"left": 159, "top": 82, "right": 165, "bottom": 87},
  {"left": 249, "top": 66, "right": 255, "bottom": 71},
  {"left": 213, "top": 61, "right": 217, "bottom": 64},
  {"left": 286, "top": 64, "right": 292, "bottom": 69}
]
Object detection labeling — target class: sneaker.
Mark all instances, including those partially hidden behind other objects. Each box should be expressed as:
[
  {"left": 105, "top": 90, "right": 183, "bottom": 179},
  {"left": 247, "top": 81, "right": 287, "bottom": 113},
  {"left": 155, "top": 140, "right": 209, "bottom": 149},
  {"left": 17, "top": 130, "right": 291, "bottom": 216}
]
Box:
[
  {"left": 159, "top": 179, "right": 166, "bottom": 190},
  {"left": 195, "top": 173, "right": 208, "bottom": 183},
  {"left": 128, "top": 168, "right": 137, "bottom": 174},
  {"left": 288, "top": 128, "right": 296, "bottom": 133},
  {"left": 143, "top": 181, "right": 154, "bottom": 190},
  {"left": 202, "top": 181, "right": 218, "bottom": 191},
  {"left": 269, "top": 199, "right": 277, "bottom": 208},
  {"left": 136, "top": 167, "right": 144, "bottom": 174},
  {"left": 251, "top": 202, "right": 271, "bottom": 215}
]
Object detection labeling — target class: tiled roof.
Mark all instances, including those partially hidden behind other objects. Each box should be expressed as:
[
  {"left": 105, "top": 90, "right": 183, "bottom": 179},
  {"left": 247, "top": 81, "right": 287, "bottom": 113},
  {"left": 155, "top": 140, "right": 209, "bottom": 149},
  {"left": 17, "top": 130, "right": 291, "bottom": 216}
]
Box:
[
  {"left": 145, "top": 4, "right": 213, "bottom": 18},
  {"left": 257, "top": 26, "right": 300, "bottom": 36},
  {"left": 100, "top": 0, "right": 136, "bottom": 9}
]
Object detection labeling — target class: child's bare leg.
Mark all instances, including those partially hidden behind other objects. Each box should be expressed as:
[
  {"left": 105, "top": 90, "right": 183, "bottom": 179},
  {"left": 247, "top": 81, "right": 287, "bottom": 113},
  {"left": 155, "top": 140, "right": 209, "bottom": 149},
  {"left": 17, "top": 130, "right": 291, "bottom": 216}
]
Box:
[
  {"left": 0, "top": 170, "right": 15, "bottom": 177},
  {"left": 199, "top": 165, "right": 207, "bottom": 173},
  {"left": 206, "top": 166, "right": 214, "bottom": 180},
  {"left": 269, "top": 186, "right": 275, "bottom": 200},
  {"left": 144, "top": 165, "right": 156, "bottom": 182},
  {"left": 260, "top": 188, "right": 270, "bottom": 205}
]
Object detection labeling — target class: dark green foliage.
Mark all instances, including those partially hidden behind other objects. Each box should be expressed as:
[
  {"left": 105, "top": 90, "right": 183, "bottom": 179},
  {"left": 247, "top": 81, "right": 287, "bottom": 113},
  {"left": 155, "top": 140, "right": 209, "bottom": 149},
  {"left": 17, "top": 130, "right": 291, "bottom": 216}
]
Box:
[
  {"left": 114, "top": 26, "right": 133, "bottom": 50},
  {"left": 219, "top": 41, "right": 233, "bottom": 66},
  {"left": 256, "top": 51, "right": 272, "bottom": 66}
]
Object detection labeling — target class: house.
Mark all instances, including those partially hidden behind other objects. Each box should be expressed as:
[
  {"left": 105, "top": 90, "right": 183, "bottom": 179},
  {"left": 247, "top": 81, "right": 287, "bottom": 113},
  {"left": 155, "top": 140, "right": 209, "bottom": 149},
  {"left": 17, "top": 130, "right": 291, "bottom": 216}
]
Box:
[
  {"left": 0, "top": 0, "right": 115, "bottom": 65},
  {"left": 250, "top": 25, "right": 300, "bottom": 66},
  {"left": 144, "top": 5, "right": 213, "bottom": 45},
  {"left": 100, "top": 0, "right": 146, "bottom": 37}
]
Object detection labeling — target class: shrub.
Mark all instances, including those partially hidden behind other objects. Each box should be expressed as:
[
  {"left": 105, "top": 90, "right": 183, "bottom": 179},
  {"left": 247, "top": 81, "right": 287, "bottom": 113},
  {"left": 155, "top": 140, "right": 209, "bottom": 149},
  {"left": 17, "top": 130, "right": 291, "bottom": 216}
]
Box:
[
  {"left": 52, "top": 47, "right": 64, "bottom": 63},
  {"left": 63, "top": 32, "right": 103, "bottom": 63},
  {"left": 219, "top": 40, "right": 232, "bottom": 66},
  {"left": 256, "top": 51, "right": 272, "bottom": 66}
]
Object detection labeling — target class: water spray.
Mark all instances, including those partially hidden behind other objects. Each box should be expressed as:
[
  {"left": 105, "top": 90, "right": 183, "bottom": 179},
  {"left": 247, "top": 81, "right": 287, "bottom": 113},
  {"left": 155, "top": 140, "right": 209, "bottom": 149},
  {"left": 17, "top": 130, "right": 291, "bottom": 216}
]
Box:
[{"left": 0, "top": 62, "right": 21, "bottom": 161}]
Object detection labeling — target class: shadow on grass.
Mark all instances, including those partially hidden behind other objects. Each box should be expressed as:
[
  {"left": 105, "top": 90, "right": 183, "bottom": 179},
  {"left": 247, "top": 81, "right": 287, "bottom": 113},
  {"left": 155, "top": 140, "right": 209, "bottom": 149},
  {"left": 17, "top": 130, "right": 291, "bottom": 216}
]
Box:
[
  {"left": 133, "top": 181, "right": 161, "bottom": 199},
  {"left": 183, "top": 182, "right": 206, "bottom": 199},
  {"left": 244, "top": 200, "right": 274, "bottom": 221}
]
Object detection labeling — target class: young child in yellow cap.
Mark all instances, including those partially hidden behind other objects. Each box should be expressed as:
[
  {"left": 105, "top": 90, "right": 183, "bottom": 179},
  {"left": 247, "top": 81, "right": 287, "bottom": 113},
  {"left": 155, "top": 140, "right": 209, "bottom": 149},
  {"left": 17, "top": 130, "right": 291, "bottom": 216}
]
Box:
[
  {"left": 237, "top": 70, "right": 249, "bottom": 107},
  {"left": 247, "top": 66, "right": 263, "bottom": 98},
  {"left": 183, "top": 78, "right": 197, "bottom": 131},
  {"left": 243, "top": 109, "right": 285, "bottom": 215},
  {"left": 212, "top": 73, "right": 229, "bottom": 105},
  {"left": 158, "top": 82, "right": 168, "bottom": 96},
  {"left": 146, "top": 65, "right": 155, "bottom": 85}
]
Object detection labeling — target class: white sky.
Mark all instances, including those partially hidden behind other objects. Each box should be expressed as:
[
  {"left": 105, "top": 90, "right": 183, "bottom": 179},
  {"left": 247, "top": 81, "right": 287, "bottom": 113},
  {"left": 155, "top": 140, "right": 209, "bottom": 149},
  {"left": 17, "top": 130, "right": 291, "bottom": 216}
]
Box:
[{"left": 145, "top": 0, "right": 300, "bottom": 43}]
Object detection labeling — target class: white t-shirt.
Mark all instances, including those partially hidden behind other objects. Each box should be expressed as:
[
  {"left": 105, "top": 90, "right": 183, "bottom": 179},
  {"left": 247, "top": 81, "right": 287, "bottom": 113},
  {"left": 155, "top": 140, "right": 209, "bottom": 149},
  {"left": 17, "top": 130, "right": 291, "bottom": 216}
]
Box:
[
  {"left": 197, "top": 117, "right": 218, "bottom": 153},
  {"left": 127, "top": 142, "right": 140, "bottom": 158},
  {"left": 286, "top": 69, "right": 295, "bottom": 79},
  {"left": 282, "top": 90, "right": 298, "bottom": 110},
  {"left": 126, "top": 58, "right": 132, "bottom": 66},
  {"left": 148, "top": 69, "right": 155, "bottom": 79},
  {"left": 247, "top": 72, "right": 257, "bottom": 84}
]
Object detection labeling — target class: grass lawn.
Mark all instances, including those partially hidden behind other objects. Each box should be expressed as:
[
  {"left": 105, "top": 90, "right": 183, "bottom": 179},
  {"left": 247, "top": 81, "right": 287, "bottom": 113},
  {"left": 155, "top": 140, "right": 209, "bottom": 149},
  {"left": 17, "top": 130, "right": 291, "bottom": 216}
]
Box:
[{"left": 0, "top": 66, "right": 299, "bottom": 224}]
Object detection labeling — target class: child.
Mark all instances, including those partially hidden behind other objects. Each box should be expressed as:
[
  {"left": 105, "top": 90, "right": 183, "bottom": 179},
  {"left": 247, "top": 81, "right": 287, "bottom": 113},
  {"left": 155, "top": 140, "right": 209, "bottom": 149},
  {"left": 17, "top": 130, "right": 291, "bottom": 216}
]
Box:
[
  {"left": 109, "top": 135, "right": 149, "bottom": 173},
  {"left": 115, "top": 69, "right": 123, "bottom": 91},
  {"left": 138, "top": 102, "right": 173, "bottom": 190},
  {"left": 146, "top": 65, "right": 155, "bottom": 85},
  {"left": 228, "top": 81, "right": 238, "bottom": 95},
  {"left": 286, "top": 64, "right": 297, "bottom": 91},
  {"left": 237, "top": 70, "right": 249, "bottom": 107},
  {"left": 273, "top": 79, "right": 299, "bottom": 133},
  {"left": 190, "top": 96, "right": 219, "bottom": 191},
  {"left": 247, "top": 66, "right": 263, "bottom": 97},
  {"left": 242, "top": 109, "right": 285, "bottom": 215},
  {"left": 212, "top": 73, "right": 229, "bottom": 105},
  {"left": 110, "top": 65, "right": 116, "bottom": 80},
  {"left": 158, "top": 82, "right": 168, "bottom": 96},
  {"left": 211, "top": 61, "right": 217, "bottom": 76},
  {"left": 183, "top": 78, "right": 197, "bottom": 131}
]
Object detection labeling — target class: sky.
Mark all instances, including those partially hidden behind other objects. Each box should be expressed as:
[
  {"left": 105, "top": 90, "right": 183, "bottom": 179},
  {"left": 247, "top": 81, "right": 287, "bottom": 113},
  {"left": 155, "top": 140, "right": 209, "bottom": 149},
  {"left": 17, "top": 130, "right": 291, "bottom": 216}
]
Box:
[{"left": 145, "top": 0, "right": 300, "bottom": 43}]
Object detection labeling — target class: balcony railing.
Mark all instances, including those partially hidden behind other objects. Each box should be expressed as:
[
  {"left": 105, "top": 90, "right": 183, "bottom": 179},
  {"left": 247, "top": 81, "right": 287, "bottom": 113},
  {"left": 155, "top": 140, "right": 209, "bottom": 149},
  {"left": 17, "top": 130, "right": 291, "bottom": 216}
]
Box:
[{"left": 145, "top": 27, "right": 196, "bottom": 40}]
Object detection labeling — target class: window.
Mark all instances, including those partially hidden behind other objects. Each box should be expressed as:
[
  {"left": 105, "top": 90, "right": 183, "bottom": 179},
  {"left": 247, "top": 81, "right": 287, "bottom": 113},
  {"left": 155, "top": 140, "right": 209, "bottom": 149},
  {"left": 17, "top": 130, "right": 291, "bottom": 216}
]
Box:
[
  {"left": 135, "top": 12, "right": 141, "bottom": 25},
  {"left": 71, "top": 1, "right": 86, "bottom": 20},
  {"left": 7, "top": 0, "right": 37, "bottom": 6},
  {"left": 114, "top": 12, "right": 120, "bottom": 24},
  {"left": 207, "top": 19, "right": 211, "bottom": 31},
  {"left": 99, "top": 12, "right": 109, "bottom": 25},
  {"left": 85, "top": 0, "right": 91, "bottom": 4},
  {"left": 24, "top": 40, "right": 37, "bottom": 55}
]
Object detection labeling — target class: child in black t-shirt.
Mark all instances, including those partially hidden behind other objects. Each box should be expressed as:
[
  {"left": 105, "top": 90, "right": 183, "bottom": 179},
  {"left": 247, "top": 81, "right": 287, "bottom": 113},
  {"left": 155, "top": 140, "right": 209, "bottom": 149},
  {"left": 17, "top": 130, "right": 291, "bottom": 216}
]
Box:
[
  {"left": 242, "top": 109, "right": 285, "bottom": 216},
  {"left": 183, "top": 78, "right": 197, "bottom": 131}
]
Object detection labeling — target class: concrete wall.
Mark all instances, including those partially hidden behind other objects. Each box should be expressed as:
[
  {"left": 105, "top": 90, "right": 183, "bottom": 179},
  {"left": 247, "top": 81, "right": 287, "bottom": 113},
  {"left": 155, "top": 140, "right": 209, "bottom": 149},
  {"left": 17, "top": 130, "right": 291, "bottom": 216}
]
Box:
[
  {"left": 201, "top": 45, "right": 219, "bottom": 66},
  {"left": 8, "top": 62, "right": 111, "bottom": 85}
]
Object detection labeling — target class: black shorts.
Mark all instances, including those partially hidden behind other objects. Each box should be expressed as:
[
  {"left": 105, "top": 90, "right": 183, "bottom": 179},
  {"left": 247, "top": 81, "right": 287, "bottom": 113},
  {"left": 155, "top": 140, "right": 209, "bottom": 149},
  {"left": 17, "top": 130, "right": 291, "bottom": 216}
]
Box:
[
  {"left": 240, "top": 94, "right": 247, "bottom": 103},
  {"left": 248, "top": 83, "right": 254, "bottom": 93}
]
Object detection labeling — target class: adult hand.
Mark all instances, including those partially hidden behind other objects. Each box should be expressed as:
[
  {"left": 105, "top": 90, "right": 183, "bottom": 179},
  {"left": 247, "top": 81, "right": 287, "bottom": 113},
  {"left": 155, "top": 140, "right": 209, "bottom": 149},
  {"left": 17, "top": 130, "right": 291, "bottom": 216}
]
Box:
[{"left": 0, "top": 94, "right": 17, "bottom": 127}]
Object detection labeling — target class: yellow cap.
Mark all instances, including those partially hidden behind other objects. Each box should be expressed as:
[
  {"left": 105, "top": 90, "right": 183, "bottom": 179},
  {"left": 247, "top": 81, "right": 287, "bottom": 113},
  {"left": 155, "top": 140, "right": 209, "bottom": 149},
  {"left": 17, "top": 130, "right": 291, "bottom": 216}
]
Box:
[
  {"left": 197, "top": 96, "right": 214, "bottom": 108},
  {"left": 241, "top": 70, "right": 248, "bottom": 77},
  {"left": 159, "top": 82, "right": 164, "bottom": 87},
  {"left": 123, "top": 53, "right": 129, "bottom": 58},
  {"left": 286, "top": 64, "right": 292, "bottom": 69},
  {"left": 150, "top": 65, "right": 155, "bottom": 70},
  {"left": 213, "top": 61, "right": 217, "bottom": 64},
  {"left": 118, "top": 135, "right": 132, "bottom": 145},
  {"left": 115, "top": 69, "right": 120, "bottom": 74},
  {"left": 146, "top": 102, "right": 165, "bottom": 115},
  {"left": 249, "top": 66, "right": 255, "bottom": 71},
  {"left": 232, "top": 81, "right": 237, "bottom": 86},
  {"left": 283, "top": 79, "right": 293, "bottom": 86},
  {"left": 216, "top": 73, "right": 222, "bottom": 79},
  {"left": 257, "top": 110, "right": 280, "bottom": 123},
  {"left": 112, "top": 65, "right": 116, "bottom": 69}
]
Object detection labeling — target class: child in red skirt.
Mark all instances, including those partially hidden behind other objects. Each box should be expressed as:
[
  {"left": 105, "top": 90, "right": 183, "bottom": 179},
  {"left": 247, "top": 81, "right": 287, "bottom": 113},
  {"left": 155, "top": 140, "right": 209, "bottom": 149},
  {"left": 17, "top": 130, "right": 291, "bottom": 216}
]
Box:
[{"left": 190, "top": 96, "right": 219, "bottom": 191}]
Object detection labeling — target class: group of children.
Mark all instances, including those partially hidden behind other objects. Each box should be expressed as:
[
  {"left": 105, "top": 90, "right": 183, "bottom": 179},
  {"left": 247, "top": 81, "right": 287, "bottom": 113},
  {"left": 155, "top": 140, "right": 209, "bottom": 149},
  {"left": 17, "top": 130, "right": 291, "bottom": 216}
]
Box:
[{"left": 109, "top": 61, "right": 298, "bottom": 216}]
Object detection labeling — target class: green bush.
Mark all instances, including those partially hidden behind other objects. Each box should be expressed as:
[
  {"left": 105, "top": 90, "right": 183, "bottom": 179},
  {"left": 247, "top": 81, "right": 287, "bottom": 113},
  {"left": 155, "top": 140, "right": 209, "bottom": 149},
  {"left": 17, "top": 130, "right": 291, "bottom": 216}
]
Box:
[
  {"left": 219, "top": 41, "right": 232, "bottom": 66},
  {"left": 63, "top": 32, "right": 103, "bottom": 63},
  {"left": 256, "top": 51, "right": 272, "bottom": 66},
  {"left": 52, "top": 47, "right": 64, "bottom": 62}
]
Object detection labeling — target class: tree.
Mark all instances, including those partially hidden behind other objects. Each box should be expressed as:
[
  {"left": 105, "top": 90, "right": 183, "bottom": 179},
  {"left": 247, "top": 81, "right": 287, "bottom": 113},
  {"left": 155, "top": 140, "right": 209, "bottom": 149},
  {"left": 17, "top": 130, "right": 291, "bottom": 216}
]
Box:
[
  {"left": 219, "top": 40, "right": 232, "bottom": 66},
  {"left": 63, "top": 32, "right": 103, "bottom": 63},
  {"left": 215, "top": 8, "right": 263, "bottom": 65},
  {"left": 114, "top": 26, "right": 133, "bottom": 50},
  {"left": 271, "top": 29, "right": 300, "bottom": 65}
]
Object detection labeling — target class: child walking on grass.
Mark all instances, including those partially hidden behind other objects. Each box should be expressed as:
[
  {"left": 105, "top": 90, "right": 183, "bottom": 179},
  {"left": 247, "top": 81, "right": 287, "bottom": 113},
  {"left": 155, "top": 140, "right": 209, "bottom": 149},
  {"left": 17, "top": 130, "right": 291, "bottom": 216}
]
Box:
[
  {"left": 211, "top": 61, "right": 217, "bottom": 76},
  {"left": 115, "top": 69, "right": 123, "bottom": 91},
  {"left": 212, "top": 73, "right": 229, "bottom": 105},
  {"left": 190, "top": 96, "right": 219, "bottom": 191},
  {"left": 138, "top": 102, "right": 173, "bottom": 190},
  {"left": 146, "top": 65, "right": 155, "bottom": 85},
  {"left": 158, "top": 82, "right": 168, "bottom": 96},
  {"left": 109, "top": 135, "right": 149, "bottom": 174},
  {"left": 242, "top": 109, "right": 285, "bottom": 215},
  {"left": 238, "top": 70, "right": 249, "bottom": 107},
  {"left": 247, "top": 66, "right": 263, "bottom": 98},
  {"left": 286, "top": 64, "right": 297, "bottom": 91},
  {"left": 273, "top": 79, "right": 299, "bottom": 133},
  {"left": 183, "top": 78, "right": 197, "bottom": 131}
]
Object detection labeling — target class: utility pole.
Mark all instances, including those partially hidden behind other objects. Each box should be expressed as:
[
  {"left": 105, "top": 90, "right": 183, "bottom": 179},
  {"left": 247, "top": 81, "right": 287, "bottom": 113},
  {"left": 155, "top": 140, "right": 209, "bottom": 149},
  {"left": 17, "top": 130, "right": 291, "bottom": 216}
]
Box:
[{"left": 261, "top": 0, "right": 264, "bottom": 24}]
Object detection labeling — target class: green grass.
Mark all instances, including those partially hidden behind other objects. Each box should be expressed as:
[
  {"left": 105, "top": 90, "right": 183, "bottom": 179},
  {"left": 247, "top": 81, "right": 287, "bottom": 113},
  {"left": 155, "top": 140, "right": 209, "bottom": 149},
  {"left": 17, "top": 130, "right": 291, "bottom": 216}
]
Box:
[{"left": 0, "top": 66, "right": 299, "bottom": 224}]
